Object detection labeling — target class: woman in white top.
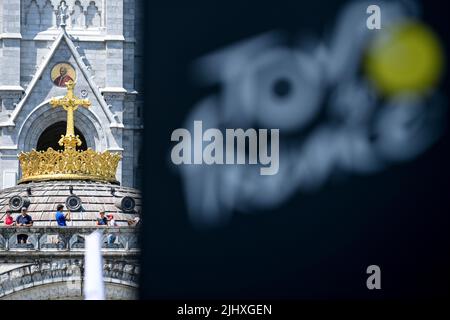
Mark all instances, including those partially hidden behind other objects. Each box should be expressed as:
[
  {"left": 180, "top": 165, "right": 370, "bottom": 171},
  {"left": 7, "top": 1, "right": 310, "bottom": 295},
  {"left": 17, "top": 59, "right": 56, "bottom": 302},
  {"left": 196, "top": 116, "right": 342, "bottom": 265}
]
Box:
[{"left": 107, "top": 214, "right": 118, "bottom": 244}]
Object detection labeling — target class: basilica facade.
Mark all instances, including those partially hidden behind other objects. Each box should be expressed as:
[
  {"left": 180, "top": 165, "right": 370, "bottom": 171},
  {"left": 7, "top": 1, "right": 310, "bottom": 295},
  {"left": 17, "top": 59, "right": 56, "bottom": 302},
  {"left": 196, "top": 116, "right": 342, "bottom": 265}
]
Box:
[
  {"left": 0, "top": 0, "right": 142, "bottom": 300},
  {"left": 0, "top": 0, "right": 143, "bottom": 190}
]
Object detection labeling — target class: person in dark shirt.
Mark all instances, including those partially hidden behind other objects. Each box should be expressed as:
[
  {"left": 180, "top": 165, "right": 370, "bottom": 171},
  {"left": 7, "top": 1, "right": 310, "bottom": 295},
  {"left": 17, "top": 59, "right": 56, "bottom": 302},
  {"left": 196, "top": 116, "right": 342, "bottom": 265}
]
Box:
[
  {"left": 96, "top": 210, "right": 108, "bottom": 226},
  {"left": 16, "top": 207, "right": 33, "bottom": 243},
  {"left": 16, "top": 207, "right": 33, "bottom": 226},
  {"left": 55, "top": 204, "right": 70, "bottom": 226}
]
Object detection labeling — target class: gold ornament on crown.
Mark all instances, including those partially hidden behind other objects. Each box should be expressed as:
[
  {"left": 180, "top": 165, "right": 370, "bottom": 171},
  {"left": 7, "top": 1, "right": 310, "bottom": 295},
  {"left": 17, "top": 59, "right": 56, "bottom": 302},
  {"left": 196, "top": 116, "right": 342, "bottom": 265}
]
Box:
[{"left": 18, "top": 81, "right": 121, "bottom": 184}]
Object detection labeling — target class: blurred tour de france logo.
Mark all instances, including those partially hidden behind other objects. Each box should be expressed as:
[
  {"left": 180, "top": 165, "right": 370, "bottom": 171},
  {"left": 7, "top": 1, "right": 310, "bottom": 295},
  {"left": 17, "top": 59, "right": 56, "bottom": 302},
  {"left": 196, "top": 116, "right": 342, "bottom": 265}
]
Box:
[{"left": 170, "top": 0, "right": 446, "bottom": 228}]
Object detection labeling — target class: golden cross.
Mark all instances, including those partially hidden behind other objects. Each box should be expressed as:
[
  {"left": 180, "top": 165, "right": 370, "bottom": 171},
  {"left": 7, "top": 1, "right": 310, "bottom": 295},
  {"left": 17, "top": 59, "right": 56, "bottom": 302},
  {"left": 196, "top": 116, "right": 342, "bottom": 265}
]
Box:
[{"left": 49, "top": 80, "right": 91, "bottom": 150}]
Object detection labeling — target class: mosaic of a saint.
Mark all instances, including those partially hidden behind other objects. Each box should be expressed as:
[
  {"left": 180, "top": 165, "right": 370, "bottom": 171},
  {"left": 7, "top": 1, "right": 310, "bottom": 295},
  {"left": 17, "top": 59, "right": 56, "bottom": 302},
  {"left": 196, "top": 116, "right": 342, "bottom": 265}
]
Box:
[{"left": 51, "top": 62, "right": 76, "bottom": 87}]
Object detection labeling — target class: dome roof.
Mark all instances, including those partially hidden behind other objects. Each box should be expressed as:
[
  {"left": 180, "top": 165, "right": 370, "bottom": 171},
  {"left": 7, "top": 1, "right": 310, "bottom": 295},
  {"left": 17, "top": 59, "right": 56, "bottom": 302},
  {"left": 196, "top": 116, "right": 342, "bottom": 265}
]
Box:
[{"left": 0, "top": 180, "right": 141, "bottom": 227}]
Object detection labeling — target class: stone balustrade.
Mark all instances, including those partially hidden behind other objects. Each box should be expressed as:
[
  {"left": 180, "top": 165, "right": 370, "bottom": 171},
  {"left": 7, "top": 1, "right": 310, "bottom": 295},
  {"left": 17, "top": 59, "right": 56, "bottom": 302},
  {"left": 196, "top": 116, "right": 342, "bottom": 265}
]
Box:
[{"left": 0, "top": 226, "right": 139, "bottom": 252}]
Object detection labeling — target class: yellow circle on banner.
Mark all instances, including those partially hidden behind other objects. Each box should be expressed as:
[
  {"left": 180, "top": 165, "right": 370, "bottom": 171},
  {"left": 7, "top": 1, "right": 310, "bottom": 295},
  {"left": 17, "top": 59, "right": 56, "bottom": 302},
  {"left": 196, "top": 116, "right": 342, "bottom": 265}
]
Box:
[
  {"left": 365, "top": 21, "right": 444, "bottom": 96},
  {"left": 51, "top": 62, "right": 77, "bottom": 87}
]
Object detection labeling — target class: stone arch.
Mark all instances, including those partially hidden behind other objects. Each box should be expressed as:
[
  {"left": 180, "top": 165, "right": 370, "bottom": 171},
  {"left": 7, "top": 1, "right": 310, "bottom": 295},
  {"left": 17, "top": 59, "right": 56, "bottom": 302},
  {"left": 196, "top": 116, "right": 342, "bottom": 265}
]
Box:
[
  {"left": 39, "top": 233, "right": 67, "bottom": 250},
  {"left": 8, "top": 233, "right": 39, "bottom": 250},
  {"left": 0, "top": 260, "right": 139, "bottom": 300},
  {"left": 86, "top": 1, "right": 100, "bottom": 28},
  {"left": 17, "top": 99, "right": 108, "bottom": 153},
  {"left": 0, "top": 280, "right": 137, "bottom": 300},
  {"left": 71, "top": 0, "right": 85, "bottom": 29},
  {"left": 40, "top": 0, "right": 55, "bottom": 30},
  {"left": 69, "top": 234, "right": 85, "bottom": 249},
  {"left": 22, "top": 109, "right": 97, "bottom": 151},
  {"left": 36, "top": 121, "right": 88, "bottom": 151},
  {"left": 24, "top": 0, "right": 41, "bottom": 30},
  {"left": 101, "top": 233, "right": 126, "bottom": 249}
]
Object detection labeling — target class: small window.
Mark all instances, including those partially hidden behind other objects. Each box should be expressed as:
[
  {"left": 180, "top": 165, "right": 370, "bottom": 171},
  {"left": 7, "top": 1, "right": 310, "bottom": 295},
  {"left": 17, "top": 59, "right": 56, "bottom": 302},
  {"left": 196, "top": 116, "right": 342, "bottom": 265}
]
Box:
[{"left": 137, "top": 106, "right": 142, "bottom": 118}]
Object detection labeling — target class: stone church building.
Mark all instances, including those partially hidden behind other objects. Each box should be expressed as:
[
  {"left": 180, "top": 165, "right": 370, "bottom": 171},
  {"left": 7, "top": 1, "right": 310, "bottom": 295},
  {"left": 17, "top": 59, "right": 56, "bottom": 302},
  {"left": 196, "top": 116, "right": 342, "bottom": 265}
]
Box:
[
  {"left": 0, "top": 0, "right": 143, "bottom": 190},
  {"left": 0, "top": 0, "right": 143, "bottom": 300}
]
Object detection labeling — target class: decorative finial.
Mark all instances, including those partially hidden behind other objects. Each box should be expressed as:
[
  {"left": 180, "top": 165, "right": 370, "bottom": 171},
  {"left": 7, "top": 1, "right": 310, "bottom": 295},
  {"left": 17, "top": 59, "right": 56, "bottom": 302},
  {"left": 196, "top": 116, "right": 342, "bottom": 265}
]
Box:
[
  {"left": 59, "top": 1, "right": 68, "bottom": 29},
  {"left": 49, "top": 80, "right": 91, "bottom": 150}
]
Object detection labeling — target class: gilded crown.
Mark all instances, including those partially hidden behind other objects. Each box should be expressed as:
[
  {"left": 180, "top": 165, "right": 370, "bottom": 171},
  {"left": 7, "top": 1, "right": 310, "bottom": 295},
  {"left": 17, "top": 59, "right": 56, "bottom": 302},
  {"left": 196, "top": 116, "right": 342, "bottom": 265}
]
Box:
[
  {"left": 18, "top": 81, "right": 121, "bottom": 184},
  {"left": 18, "top": 148, "right": 121, "bottom": 184}
]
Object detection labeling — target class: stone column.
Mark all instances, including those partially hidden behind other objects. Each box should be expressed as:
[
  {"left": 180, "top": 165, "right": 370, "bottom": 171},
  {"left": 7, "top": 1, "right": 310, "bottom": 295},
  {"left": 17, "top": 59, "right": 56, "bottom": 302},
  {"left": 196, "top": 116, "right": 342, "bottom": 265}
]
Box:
[
  {"left": 0, "top": 89, "right": 20, "bottom": 190},
  {"left": 0, "top": 91, "right": 22, "bottom": 146},
  {"left": 102, "top": 90, "right": 125, "bottom": 186},
  {"left": 121, "top": 93, "right": 137, "bottom": 188},
  {"left": 0, "top": 0, "right": 23, "bottom": 189},
  {"left": 104, "top": 0, "right": 125, "bottom": 91},
  {"left": 102, "top": 91, "right": 126, "bottom": 124},
  {"left": 0, "top": 0, "right": 22, "bottom": 88}
]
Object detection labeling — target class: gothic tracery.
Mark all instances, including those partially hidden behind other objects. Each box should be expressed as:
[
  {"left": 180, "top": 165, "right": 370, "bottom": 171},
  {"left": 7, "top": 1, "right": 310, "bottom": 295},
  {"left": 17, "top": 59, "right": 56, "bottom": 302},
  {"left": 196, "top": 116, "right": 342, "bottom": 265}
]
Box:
[{"left": 22, "top": 0, "right": 103, "bottom": 32}]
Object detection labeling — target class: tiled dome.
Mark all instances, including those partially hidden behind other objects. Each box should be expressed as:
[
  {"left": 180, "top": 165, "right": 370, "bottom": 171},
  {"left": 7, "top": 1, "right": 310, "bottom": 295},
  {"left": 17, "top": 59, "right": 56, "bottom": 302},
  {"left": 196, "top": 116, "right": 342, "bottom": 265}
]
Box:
[{"left": 0, "top": 180, "right": 141, "bottom": 227}]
